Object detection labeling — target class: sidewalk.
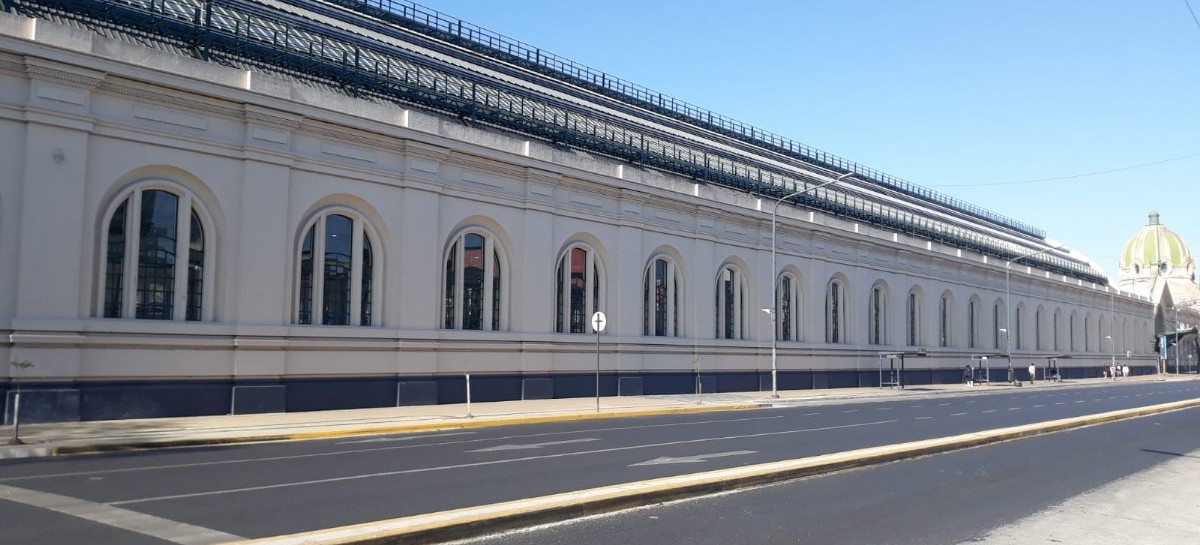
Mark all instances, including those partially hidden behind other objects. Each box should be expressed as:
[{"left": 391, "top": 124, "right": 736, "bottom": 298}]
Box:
[{"left": 0, "top": 375, "right": 1185, "bottom": 459}]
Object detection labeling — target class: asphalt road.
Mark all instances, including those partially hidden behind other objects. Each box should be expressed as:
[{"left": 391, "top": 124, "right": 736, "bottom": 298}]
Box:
[
  {"left": 0, "top": 381, "right": 1197, "bottom": 544},
  {"left": 462, "top": 403, "right": 1200, "bottom": 545}
]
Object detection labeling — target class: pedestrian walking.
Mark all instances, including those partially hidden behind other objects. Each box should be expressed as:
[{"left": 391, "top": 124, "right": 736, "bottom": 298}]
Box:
[
  {"left": 1028, "top": 363, "right": 1036, "bottom": 385},
  {"left": 1123, "top": 364, "right": 1130, "bottom": 379},
  {"left": 964, "top": 364, "right": 974, "bottom": 387}
]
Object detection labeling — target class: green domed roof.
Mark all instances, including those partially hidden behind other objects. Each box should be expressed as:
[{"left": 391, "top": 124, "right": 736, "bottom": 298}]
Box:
[{"left": 1120, "top": 211, "right": 1192, "bottom": 270}]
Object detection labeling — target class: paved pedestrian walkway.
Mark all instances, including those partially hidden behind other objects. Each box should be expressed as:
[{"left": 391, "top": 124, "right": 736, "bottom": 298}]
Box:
[
  {"left": 965, "top": 446, "right": 1200, "bottom": 545},
  {"left": 1, "top": 374, "right": 1183, "bottom": 459}
]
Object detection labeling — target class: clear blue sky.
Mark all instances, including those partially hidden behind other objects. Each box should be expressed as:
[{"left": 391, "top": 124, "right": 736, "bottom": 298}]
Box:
[{"left": 416, "top": 1, "right": 1200, "bottom": 282}]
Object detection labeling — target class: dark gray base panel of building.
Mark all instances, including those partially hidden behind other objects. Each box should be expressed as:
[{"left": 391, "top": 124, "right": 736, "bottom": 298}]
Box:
[{"left": 0, "top": 365, "right": 1161, "bottom": 423}]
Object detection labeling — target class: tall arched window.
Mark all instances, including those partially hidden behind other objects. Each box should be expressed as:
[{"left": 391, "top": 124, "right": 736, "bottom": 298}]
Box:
[
  {"left": 1035, "top": 307, "right": 1045, "bottom": 350},
  {"left": 1053, "top": 310, "right": 1062, "bottom": 351},
  {"left": 715, "top": 265, "right": 746, "bottom": 340},
  {"left": 1084, "top": 315, "right": 1091, "bottom": 352},
  {"left": 296, "top": 211, "right": 378, "bottom": 326},
  {"left": 555, "top": 245, "right": 604, "bottom": 333},
  {"left": 1070, "top": 313, "right": 1077, "bottom": 351},
  {"left": 939, "top": 293, "right": 952, "bottom": 347},
  {"left": 1016, "top": 306, "right": 1025, "bottom": 350},
  {"left": 643, "top": 256, "right": 682, "bottom": 337},
  {"left": 444, "top": 230, "right": 505, "bottom": 330},
  {"left": 968, "top": 298, "right": 980, "bottom": 349},
  {"left": 776, "top": 272, "right": 802, "bottom": 342},
  {"left": 993, "top": 302, "right": 1004, "bottom": 350},
  {"left": 868, "top": 284, "right": 887, "bottom": 345},
  {"left": 825, "top": 279, "right": 847, "bottom": 343},
  {"left": 906, "top": 290, "right": 921, "bottom": 346},
  {"left": 100, "top": 184, "right": 213, "bottom": 321}
]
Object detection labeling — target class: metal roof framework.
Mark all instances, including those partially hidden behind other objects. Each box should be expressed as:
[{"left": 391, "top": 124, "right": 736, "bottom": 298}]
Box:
[{"left": 5, "top": 0, "right": 1106, "bottom": 284}]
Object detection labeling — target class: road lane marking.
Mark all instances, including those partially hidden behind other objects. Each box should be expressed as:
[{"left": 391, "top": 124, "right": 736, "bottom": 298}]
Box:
[
  {"left": 338, "top": 432, "right": 476, "bottom": 444},
  {"left": 914, "top": 417, "right": 933, "bottom": 420},
  {"left": 1, "top": 416, "right": 784, "bottom": 483},
  {"left": 876, "top": 407, "right": 892, "bottom": 411},
  {"left": 841, "top": 410, "right": 859, "bottom": 413},
  {"left": 938, "top": 403, "right": 951, "bottom": 406},
  {"left": 982, "top": 410, "right": 997, "bottom": 413},
  {"left": 470, "top": 439, "right": 599, "bottom": 452},
  {"left": 1034, "top": 405, "right": 1045, "bottom": 408},
  {"left": 0, "top": 484, "right": 241, "bottom": 545},
  {"left": 802, "top": 413, "right": 821, "bottom": 416},
  {"left": 950, "top": 413, "right": 967, "bottom": 417},
  {"left": 630, "top": 451, "right": 756, "bottom": 466},
  {"left": 109, "top": 420, "right": 897, "bottom": 506},
  {"left": 1007, "top": 408, "right": 1021, "bottom": 411}
]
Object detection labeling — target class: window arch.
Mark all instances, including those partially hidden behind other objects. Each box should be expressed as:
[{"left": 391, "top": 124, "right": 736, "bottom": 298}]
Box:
[
  {"left": 644, "top": 255, "right": 683, "bottom": 337},
  {"left": 296, "top": 209, "right": 380, "bottom": 326},
  {"left": 715, "top": 265, "right": 747, "bottom": 340},
  {"left": 868, "top": 283, "right": 888, "bottom": 345},
  {"left": 555, "top": 244, "right": 605, "bottom": 334},
  {"left": 443, "top": 229, "right": 507, "bottom": 331},
  {"left": 906, "top": 289, "right": 921, "bottom": 346},
  {"left": 939, "top": 292, "right": 953, "bottom": 347},
  {"left": 99, "top": 182, "right": 214, "bottom": 321},
  {"left": 825, "top": 278, "right": 848, "bottom": 344},
  {"left": 776, "top": 271, "right": 803, "bottom": 342}
]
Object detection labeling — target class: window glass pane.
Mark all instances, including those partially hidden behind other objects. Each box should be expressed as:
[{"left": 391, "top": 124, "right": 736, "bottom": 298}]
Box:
[
  {"left": 361, "top": 233, "right": 373, "bottom": 326},
  {"left": 722, "top": 269, "right": 735, "bottom": 339},
  {"left": 654, "top": 259, "right": 667, "bottom": 336},
  {"left": 492, "top": 248, "right": 501, "bottom": 330},
  {"left": 444, "top": 242, "right": 457, "bottom": 329},
  {"left": 299, "top": 227, "right": 315, "bottom": 325},
  {"left": 556, "top": 258, "right": 565, "bottom": 333},
  {"left": 136, "top": 190, "right": 178, "bottom": 320},
  {"left": 322, "top": 215, "right": 353, "bottom": 325},
  {"left": 186, "top": 211, "right": 204, "bottom": 321},
  {"left": 463, "top": 234, "right": 484, "bottom": 330},
  {"left": 780, "top": 277, "right": 792, "bottom": 341},
  {"left": 104, "top": 200, "right": 127, "bottom": 318},
  {"left": 570, "top": 248, "right": 585, "bottom": 333}
]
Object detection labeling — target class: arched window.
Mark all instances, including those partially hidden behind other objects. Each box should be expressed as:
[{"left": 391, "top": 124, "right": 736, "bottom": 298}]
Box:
[
  {"left": 555, "top": 245, "right": 604, "bottom": 333},
  {"left": 993, "top": 302, "right": 1004, "bottom": 350},
  {"left": 1070, "top": 312, "right": 1077, "bottom": 352},
  {"left": 1053, "top": 310, "right": 1062, "bottom": 351},
  {"left": 444, "top": 230, "right": 505, "bottom": 330},
  {"left": 100, "top": 184, "right": 213, "bottom": 321},
  {"left": 1084, "top": 315, "right": 1091, "bottom": 352},
  {"left": 1016, "top": 306, "right": 1025, "bottom": 350},
  {"left": 939, "top": 293, "right": 953, "bottom": 347},
  {"left": 643, "top": 256, "right": 682, "bottom": 337},
  {"left": 776, "top": 272, "right": 802, "bottom": 342},
  {"left": 1035, "top": 307, "right": 1045, "bottom": 350},
  {"left": 868, "top": 284, "right": 887, "bottom": 345},
  {"left": 965, "top": 298, "right": 980, "bottom": 349},
  {"left": 715, "top": 265, "right": 747, "bottom": 340},
  {"left": 296, "top": 211, "right": 379, "bottom": 326},
  {"left": 825, "top": 279, "right": 847, "bottom": 343},
  {"left": 906, "top": 290, "right": 921, "bottom": 346}
]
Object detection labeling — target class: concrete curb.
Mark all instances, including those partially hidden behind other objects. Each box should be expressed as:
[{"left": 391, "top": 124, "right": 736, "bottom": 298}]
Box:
[
  {"left": 5, "top": 402, "right": 767, "bottom": 459},
  {"left": 225, "top": 398, "right": 1200, "bottom": 545}
]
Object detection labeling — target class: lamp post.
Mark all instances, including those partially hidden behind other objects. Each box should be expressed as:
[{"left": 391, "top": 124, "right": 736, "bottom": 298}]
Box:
[
  {"left": 768, "top": 172, "right": 855, "bottom": 398},
  {"left": 1005, "top": 245, "right": 1065, "bottom": 365}
]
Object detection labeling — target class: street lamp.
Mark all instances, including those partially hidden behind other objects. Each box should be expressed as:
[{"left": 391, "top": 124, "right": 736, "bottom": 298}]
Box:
[
  {"left": 768, "top": 171, "right": 855, "bottom": 398},
  {"left": 1005, "top": 245, "right": 1066, "bottom": 364}
]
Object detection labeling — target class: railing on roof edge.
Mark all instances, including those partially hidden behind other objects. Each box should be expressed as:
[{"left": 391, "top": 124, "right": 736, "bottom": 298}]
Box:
[{"left": 331, "top": 0, "right": 1046, "bottom": 239}]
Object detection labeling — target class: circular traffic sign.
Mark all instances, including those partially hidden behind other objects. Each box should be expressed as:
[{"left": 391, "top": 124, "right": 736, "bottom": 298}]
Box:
[{"left": 591, "top": 311, "right": 607, "bottom": 333}]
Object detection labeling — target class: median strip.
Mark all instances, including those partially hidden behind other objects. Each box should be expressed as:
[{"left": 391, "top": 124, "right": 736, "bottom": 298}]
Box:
[{"left": 225, "top": 398, "right": 1200, "bottom": 545}]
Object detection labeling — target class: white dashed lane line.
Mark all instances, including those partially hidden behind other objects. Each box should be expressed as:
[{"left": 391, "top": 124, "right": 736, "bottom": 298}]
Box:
[{"left": 951, "top": 413, "right": 967, "bottom": 417}]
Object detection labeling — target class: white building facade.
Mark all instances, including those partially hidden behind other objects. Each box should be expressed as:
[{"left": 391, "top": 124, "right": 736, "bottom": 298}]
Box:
[{"left": 0, "top": 2, "right": 1155, "bottom": 422}]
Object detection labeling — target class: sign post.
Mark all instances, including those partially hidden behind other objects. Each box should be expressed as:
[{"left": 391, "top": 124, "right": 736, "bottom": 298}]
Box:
[{"left": 591, "top": 311, "right": 607, "bottom": 413}]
